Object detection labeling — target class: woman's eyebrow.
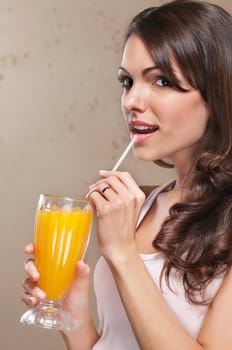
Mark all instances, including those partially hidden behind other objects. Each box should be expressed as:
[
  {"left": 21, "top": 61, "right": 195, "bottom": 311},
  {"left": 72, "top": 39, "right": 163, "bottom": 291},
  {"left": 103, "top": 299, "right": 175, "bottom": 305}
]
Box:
[
  {"left": 142, "top": 66, "right": 159, "bottom": 76},
  {"left": 118, "top": 66, "right": 159, "bottom": 77}
]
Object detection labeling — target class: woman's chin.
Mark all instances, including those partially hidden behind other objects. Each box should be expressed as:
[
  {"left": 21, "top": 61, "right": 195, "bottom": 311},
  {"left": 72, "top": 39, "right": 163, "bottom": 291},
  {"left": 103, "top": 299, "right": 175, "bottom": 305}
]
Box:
[{"left": 133, "top": 151, "right": 157, "bottom": 162}]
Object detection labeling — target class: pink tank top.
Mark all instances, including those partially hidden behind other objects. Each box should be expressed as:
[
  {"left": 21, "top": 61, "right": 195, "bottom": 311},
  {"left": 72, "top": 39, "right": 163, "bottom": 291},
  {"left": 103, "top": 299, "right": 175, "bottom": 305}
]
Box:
[{"left": 92, "top": 182, "right": 224, "bottom": 349}]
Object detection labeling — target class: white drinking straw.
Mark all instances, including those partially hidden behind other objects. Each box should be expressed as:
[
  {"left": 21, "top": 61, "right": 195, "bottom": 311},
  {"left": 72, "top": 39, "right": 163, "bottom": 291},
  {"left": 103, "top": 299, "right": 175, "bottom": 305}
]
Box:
[
  {"left": 85, "top": 136, "right": 136, "bottom": 209},
  {"left": 111, "top": 136, "right": 136, "bottom": 171}
]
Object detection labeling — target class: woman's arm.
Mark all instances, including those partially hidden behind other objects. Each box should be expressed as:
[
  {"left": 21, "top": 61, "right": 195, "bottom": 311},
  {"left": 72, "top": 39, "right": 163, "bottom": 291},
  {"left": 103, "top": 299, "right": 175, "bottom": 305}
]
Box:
[
  {"left": 87, "top": 171, "right": 201, "bottom": 349},
  {"left": 60, "top": 261, "right": 100, "bottom": 350},
  {"left": 107, "top": 250, "right": 203, "bottom": 350},
  {"left": 61, "top": 317, "right": 99, "bottom": 350},
  {"left": 87, "top": 170, "right": 232, "bottom": 350},
  {"left": 108, "top": 251, "right": 232, "bottom": 350},
  {"left": 197, "top": 267, "right": 232, "bottom": 350}
]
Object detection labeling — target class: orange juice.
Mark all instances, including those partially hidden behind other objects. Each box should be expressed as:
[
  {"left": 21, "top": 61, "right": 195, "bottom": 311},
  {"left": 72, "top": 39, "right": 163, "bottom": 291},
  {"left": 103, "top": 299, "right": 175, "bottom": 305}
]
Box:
[{"left": 34, "top": 207, "right": 93, "bottom": 301}]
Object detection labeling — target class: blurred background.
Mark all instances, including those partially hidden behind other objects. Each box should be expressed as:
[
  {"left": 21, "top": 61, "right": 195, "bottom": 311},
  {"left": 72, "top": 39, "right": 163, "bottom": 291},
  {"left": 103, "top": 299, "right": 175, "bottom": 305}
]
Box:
[{"left": 1, "top": 0, "right": 231, "bottom": 349}]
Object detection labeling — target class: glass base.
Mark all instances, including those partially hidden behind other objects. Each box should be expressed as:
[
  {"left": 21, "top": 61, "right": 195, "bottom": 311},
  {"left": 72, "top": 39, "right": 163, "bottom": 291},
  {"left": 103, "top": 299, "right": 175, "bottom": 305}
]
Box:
[{"left": 20, "top": 299, "right": 75, "bottom": 331}]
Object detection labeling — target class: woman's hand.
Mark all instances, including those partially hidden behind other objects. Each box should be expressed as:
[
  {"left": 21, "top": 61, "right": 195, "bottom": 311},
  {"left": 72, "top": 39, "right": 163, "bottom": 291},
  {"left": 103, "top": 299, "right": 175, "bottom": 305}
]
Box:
[
  {"left": 21, "top": 243, "right": 46, "bottom": 307},
  {"left": 21, "top": 243, "right": 92, "bottom": 323},
  {"left": 86, "top": 170, "right": 145, "bottom": 261}
]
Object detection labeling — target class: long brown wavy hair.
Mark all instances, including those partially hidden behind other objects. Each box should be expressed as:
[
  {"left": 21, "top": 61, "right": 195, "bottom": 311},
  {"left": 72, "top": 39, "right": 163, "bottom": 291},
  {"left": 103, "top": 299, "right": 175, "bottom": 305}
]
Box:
[{"left": 125, "top": 0, "right": 232, "bottom": 305}]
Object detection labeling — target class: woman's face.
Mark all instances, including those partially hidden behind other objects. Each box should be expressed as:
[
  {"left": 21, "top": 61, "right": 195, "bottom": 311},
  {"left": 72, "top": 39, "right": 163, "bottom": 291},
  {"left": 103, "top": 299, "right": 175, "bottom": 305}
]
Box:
[{"left": 118, "top": 34, "right": 209, "bottom": 168}]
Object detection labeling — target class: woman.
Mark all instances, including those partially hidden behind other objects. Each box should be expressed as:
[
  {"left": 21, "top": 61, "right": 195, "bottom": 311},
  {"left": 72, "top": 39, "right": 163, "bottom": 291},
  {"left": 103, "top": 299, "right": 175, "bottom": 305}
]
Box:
[{"left": 22, "top": 1, "right": 232, "bottom": 349}]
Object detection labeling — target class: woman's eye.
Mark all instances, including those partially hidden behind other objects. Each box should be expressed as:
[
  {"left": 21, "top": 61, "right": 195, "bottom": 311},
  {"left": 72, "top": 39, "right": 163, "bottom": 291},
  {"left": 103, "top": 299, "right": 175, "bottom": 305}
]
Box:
[
  {"left": 155, "top": 77, "right": 171, "bottom": 88},
  {"left": 118, "top": 76, "right": 133, "bottom": 89}
]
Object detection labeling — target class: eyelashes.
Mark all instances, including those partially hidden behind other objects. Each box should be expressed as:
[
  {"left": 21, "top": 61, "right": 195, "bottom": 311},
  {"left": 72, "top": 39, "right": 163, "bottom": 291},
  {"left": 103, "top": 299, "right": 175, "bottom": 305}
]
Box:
[
  {"left": 155, "top": 76, "right": 172, "bottom": 88},
  {"left": 117, "top": 74, "right": 173, "bottom": 89},
  {"left": 117, "top": 75, "right": 133, "bottom": 89}
]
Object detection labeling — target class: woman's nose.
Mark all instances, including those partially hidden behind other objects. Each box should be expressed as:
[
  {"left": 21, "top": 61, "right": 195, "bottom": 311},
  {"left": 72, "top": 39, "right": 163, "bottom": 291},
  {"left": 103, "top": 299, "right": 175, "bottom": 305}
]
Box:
[{"left": 122, "top": 84, "right": 146, "bottom": 113}]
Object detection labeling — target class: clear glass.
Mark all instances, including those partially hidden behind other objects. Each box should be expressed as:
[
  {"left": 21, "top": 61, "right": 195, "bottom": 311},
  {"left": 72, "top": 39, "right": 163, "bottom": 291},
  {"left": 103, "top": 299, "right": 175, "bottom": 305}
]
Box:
[{"left": 20, "top": 194, "right": 93, "bottom": 331}]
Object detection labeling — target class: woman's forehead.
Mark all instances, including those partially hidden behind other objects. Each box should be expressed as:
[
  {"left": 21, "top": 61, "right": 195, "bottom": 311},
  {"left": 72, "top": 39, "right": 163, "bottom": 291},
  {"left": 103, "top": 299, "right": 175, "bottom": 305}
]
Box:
[
  {"left": 121, "top": 35, "right": 155, "bottom": 67},
  {"left": 122, "top": 35, "right": 182, "bottom": 75}
]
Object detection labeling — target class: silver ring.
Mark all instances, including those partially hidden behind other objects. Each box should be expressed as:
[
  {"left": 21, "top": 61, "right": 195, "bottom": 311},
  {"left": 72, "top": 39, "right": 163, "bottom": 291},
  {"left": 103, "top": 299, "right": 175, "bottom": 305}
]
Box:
[{"left": 102, "top": 186, "right": 110, "bottom": 194}]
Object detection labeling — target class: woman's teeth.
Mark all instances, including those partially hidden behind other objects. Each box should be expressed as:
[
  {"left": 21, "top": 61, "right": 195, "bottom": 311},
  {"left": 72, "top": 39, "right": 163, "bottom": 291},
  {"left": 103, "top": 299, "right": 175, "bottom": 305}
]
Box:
[{"left": 131, "top": 125, "right": 158, "bottom": 134}]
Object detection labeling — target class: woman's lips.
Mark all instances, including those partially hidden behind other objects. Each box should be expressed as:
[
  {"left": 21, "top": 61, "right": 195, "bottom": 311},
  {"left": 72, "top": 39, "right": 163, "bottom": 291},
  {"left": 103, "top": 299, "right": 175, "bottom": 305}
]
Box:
[{"left": 129, "top": 121, "right": 159, "bottom": 135}]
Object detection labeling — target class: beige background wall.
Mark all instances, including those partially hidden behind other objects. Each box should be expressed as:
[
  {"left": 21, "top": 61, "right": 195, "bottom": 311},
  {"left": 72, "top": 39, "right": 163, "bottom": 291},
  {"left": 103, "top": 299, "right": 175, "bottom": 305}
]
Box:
[{"left": 1, "top": 0, "right": 231, "bottom": 349}]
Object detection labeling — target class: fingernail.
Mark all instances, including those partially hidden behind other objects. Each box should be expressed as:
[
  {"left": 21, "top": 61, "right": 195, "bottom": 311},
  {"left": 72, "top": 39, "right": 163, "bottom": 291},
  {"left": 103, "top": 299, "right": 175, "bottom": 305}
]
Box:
[
  {"left": 37, "top": 290, "right": 46, "bottom": 299},
  {"left": 29, "top": 296, "right": 36, "bottom": 304},
  {"left": 99, "top": 170, "right": 107, "bottom": 174},
  {"left": 32, "top": 271, "right": 39, "bottom": 280}
]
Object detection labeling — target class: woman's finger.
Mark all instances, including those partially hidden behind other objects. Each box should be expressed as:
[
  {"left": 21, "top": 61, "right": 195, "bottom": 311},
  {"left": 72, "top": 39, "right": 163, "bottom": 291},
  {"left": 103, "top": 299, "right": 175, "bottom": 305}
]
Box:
[
  {"left": 100, "top": 170, "right": 141, "bottom": 192},
  {"left": 21, "top": 290, "right": 42, "bottom": 307},
  {"left": 24, "top": 258, "right": 40, "bottom": 281},
  {"left": 86, "top": 182, "right": 117, "bottom": 200},
  {"left": 22, "top": 277, "right": 37, "bottom": 293},
  {"left": 22, "top": 277, "right": 46, "bottom": 299},
  {"left": 24, "top": 243, "right": 35, "bottom": 255},
  {"left": 100, "top": 171, "right": 146, "bottom": 203},
  {"left": 21, "top": 291, "right": 38, "bottom": 307}
]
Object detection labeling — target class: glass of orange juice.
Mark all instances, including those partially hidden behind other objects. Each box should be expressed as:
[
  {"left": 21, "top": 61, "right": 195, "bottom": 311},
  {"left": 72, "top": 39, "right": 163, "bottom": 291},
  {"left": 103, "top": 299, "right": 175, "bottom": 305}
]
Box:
[{"left": 20, "top": 194, "right": 93, "bottom": 330}]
